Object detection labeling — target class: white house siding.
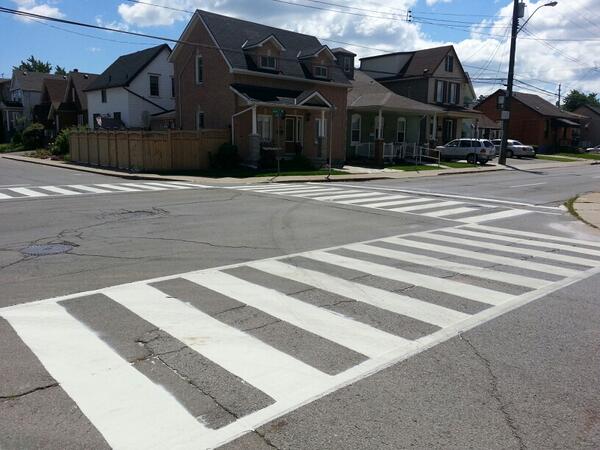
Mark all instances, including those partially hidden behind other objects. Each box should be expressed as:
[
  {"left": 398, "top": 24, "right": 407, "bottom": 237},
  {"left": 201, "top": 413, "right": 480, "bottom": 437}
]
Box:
[
  {"left": 87, "top": 88, "right": 131, "bottom": 127},
  {"left": 86, "top": 47, "right": 174, "bottom": 129}
]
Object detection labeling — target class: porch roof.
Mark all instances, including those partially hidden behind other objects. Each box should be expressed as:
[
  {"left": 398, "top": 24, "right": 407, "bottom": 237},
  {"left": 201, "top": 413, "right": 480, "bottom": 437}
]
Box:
[
  {"left": 555, "top": 117, "right": 580, "bottom": 127},
  {"left": 230, "top": 83, "right": 332, "bottom": 108},
  {"left": 349, "top": 71, "right": 443, "bottom": 115}
]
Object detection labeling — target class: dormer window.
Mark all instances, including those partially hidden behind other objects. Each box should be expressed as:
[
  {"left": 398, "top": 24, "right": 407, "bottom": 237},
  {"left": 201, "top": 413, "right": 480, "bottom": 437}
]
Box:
[
  {"left": 314, "top": 65, "right": 328, "bottom": 79},
  {"left": 260, "top": 55, "right": 277, "bottom": 70},
  {"left": 445, "top": 55, "right": 454, "bottom": 72}
]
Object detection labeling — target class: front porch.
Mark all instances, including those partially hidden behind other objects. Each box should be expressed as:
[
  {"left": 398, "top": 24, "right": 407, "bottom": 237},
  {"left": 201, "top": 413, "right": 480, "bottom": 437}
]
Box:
[{"left": 230, "top": 84, "right": 335, "bottom": 167}]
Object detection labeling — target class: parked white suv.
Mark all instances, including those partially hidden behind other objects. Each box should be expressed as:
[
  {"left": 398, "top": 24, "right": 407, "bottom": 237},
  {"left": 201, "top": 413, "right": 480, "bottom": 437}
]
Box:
[
  {"left": 491, "top": 139, "right": 536, "bottom": 158},
  {"left": 437, "top": 139, "right": 496, "bottom": 164}
]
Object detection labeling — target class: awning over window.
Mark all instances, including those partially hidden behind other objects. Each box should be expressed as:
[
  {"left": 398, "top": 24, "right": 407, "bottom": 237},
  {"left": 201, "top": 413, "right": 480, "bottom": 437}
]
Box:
[{"left": 230, "top": 84, "right": 332, "bottom": 108}]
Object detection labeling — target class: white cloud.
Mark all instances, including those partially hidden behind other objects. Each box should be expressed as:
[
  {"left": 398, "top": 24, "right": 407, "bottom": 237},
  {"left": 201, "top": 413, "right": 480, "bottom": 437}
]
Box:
[
  {"left": 114, "top": 0, "right": 600, "bottom": 98},
  {"left": 12, "top": 0, "right": 65, "bottom": 21},
  {"left": 426, "top": 0, "right": 452, "bottom": 5}
]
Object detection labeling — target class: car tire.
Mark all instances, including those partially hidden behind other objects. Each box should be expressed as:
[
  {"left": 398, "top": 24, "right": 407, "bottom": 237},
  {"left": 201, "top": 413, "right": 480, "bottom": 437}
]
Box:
[
  {"left": 506, "top": 150, "right": 513, "bottom": 158},
  {"left": 466, "top": 154, "right": 476, "bottom": 164},
  {"left": 478, "top": 158, "right": 488, "bottom": 165}
]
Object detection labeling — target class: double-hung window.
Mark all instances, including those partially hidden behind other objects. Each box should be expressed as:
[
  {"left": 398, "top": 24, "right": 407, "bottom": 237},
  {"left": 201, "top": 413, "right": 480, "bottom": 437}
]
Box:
[
  {"left": 449, "top": 83, "right": 459, "bottom": 104},
  {"left": 101, "top": 89, "right": 107, "bottom": 103},
  {"left": 396, "top": 117, "right": 406, "bottom": 143},
  {"left": 196, "top": 55, "right": 203, "bottom": 84},
  {"left": 435, "top": 81, "right": 445, "bottom": 103},
  {"left": 149, "top": 74, "right": 160, "bottom": 97},
  {"left": 257, "top": 115, "right": 272, "bottom": 142},
  {"left": 351, "top": 114, "right": 361, "bottom": 144},
  {"left": 445, "top": 55, "right": 454, "bottom": 72},
  {"left": 196, "top": 111, "right": 205, "bottom": 130}
]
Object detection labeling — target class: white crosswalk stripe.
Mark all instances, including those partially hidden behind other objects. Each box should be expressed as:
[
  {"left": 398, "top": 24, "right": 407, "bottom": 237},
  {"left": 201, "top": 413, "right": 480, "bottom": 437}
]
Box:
[
  {"left": 234, "top": 183, "right": 534, "bottom": 224},
  {"left": 2, "top": 224, "right": 598, "bottom": 449},
  {"left": 0, "top": 181, "right": 207, "bottom": 201}
]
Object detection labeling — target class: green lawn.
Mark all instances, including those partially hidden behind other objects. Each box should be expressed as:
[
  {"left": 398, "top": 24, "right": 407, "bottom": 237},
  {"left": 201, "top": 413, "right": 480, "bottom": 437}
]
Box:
[
  {"left": 388, "top": 163, "right": 443, "bottom": 172},
  {"left": 0, "top": 143, "right": 23, "bottom": 153},
  {"left": 535, "top": 155, "right": 580, "bottom": 162},
  {"left": 558, "top": 152, "right": 600, "bottom": 161},
  {"left": 442, "top": 161, "right": 481, "bottom": 169}
]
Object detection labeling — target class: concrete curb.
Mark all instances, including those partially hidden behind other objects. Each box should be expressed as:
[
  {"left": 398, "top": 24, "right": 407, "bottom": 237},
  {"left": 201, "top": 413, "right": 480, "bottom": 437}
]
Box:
[
  {"left": 2, "top": 153, "right": 508, "bottom": 184},
  {"left": 573, "top": 193, "right": 600, "bottom": 230}
]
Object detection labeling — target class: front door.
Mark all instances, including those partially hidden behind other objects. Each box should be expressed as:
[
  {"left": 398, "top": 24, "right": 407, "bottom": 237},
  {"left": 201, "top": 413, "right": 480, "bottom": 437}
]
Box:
[
  {"left": 443, "top": 119, "right": 455, "bottom": 144},
  {"left": 284, "top": 116, "right": 303, "bottom": 154}
]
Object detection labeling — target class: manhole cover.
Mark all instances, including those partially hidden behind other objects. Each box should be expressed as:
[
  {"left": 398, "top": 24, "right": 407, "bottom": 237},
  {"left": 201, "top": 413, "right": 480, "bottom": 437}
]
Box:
[{"left": 21, "top": 243, "right": 74, "bottom": 256}]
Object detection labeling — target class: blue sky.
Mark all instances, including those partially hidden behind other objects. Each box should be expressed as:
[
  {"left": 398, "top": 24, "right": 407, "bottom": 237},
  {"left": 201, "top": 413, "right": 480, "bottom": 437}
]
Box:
[{"left": 2, "top": 0, "right": 599, "bottom": 100}]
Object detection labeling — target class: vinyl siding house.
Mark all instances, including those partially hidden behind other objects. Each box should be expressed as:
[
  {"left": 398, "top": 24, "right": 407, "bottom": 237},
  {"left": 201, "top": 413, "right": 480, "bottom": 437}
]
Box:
[
  {"left": 85, "top": 45, "right": 174, "bottom": 129},
  {"left": 360, "top": 45, "right": 481, "bottom": 145},
  {"left": 347, "top": 70, "right": 442, "bottom": 161},
  {"left": 476, "top": 89, "right": 582, "bottom": 151},
  {"left": 170, "top": 9, "right": 351, "bottom": 166}
]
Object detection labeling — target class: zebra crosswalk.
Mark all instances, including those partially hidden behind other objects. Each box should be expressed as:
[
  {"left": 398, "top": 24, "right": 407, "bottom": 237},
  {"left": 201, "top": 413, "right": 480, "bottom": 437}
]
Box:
[
  {"left": 234, "top": 183, "right": 535, "bottom": 223},
  {"left": 2, "top": 224, "right": 600, "bottom": 449},
  {"left": 0, "top": 181, "right": 206, "bottom": 201}
]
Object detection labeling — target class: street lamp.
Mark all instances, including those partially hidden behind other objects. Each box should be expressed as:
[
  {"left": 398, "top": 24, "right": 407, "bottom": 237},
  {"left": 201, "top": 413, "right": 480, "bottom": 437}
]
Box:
[{"left": 498, "top": 1, "right": 558, "bottom": 166}]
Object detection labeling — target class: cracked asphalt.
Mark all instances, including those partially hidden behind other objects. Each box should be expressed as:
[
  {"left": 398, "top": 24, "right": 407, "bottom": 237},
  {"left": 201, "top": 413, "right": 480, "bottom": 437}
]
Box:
[{"left": 1, "top": 156, "right": 600, "bottom": 449}]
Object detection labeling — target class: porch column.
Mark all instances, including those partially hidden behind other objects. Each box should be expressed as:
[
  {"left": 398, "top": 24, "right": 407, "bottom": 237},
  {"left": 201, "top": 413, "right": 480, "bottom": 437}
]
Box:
[
  {"left": 251, "top": 105, "right": 257, "bottom": 135},
  {"left": 248, "top": 104, "right": 260, "bottom": 167},
  {"left": 375, "top": 108, "right": 384, "bottom": 167},
  {"left": 432, "top": 113, "right": 437, "bottom": 144},
  {"left": 320, "top": 110, "right": 325, "bottom": 137}
]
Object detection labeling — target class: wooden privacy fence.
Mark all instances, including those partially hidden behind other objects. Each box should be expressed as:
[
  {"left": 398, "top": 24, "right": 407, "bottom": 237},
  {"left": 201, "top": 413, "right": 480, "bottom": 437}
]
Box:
[{"left": 69, "top": 129, "right": 229, "bottom": 172}]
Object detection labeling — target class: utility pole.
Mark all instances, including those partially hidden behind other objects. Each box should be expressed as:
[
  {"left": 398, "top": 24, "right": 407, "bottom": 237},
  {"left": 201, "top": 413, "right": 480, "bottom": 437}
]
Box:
[
  {"left": 557, "top": 83, "right": 562, "bottom": 107},
  {"left": 498, "top": 0, "right": 523, "bottom": 166}
]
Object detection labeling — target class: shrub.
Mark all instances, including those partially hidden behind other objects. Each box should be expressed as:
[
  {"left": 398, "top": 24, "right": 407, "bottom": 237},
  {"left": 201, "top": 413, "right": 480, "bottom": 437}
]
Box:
[
  {"left": 11, "top": 131, "right": 22, "bottom": 146},
  {"left": 50, "top": 127, "right": 73, "bottom": 156},
  {"left": 211, "top": 143, "right": 239, "bottom": 170},
  {"left": 21, "top": 123, "right": 45, "bottom": 150}
]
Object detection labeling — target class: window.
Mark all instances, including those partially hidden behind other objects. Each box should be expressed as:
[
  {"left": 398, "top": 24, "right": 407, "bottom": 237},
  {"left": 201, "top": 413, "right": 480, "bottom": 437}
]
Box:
[
  {"left": 257, "top": 115, "right": 272, "bottom": 142},
  {"left": 446, "top": 140, "right": 459, "bottom": 147},
  {"left": 445, "top": 55, "right": 454, "bottom": 72},
  {"left": 374, "top": 115, "right": 384, "bottom": 139},
  {"left": 449, "top": 83, "right": 459, "bottom": 104},
  {"left": 196, "top": 111, "right": 205, "bottom": 130},
  {"left": 314, "top": 65, "right": 328, "bottom": 79},
  {"left": 343, "top": 57, "right": 351, "bottom": 73},
  {"left": 315, "top": 117, "right": 327, "bottom": 142},
  {"left": 101, "top": 89, "right": 107, "bottom": 103},
  {"left": 351, "top": 114, "right": 361, "bottom": 144},
  {"left": 497, "top": 95, "right": 505, "bottom": 109},
  {"left": 435, "top": 81, "right": 446, "bottom": 103},
  {"left": 396, "top": 117, "right": 406, "bottom": 143},
  {"left": 171, "top": 77, "right": 175, "bottom": 98},
  {"left": 113, "top": 112, "right": 121, "bottom": 122},
  {"left": 260, "top": 55, "right": 277, "bottom": 70},
  {"left": 460, "top": 140, "right": 472, "bottom": 147},
  {"left": 196, "top": 55, "right": 203, "bottom": 84},
  {"left": 149, "top": 74, "right": 160, "bottom": 97}
]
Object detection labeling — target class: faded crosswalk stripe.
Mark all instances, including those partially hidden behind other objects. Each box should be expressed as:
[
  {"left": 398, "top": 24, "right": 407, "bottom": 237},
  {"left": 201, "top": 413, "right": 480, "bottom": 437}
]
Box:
[
  {"left": 2, "top": 223, "right": 598, "bottom": 449},
  {"left": 235, "top": 183, "right": 534, "bottom": 224},
  {"left": 0, "top": 181, "right": 208, "bottom": 202}
]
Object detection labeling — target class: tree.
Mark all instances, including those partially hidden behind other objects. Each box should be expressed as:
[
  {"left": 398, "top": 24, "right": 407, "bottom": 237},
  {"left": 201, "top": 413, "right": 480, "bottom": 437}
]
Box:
[
  {"left": 563, "top": 89, "right": 600, "bottom": 112},
  {"left": 13, "top": 55, "right": 52, "bottom": 73},
  {"left": 54, "top": 65, "right": 67, "bottom": 76}
]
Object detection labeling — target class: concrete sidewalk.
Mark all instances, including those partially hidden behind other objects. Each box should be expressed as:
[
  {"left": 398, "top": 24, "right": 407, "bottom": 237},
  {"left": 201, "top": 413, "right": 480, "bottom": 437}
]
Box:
[
  {"left": 2, "top": 153, "right": 596, "bottom": 185},
  {"left": 574, "top": 193, "right": 600, "bottom": 230}
]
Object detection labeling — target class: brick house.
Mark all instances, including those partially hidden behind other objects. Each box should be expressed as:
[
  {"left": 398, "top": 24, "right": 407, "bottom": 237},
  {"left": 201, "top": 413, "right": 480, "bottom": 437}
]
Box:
[
  {"left": 169, "top": 9, "right": 351, "bottom": 166},
  {"left": 359, "top": 45, "right": 481, "bottom": 145},
  {"left": 476, "top": 89, "right": 582, "bottom": 152},
  {"left": 573, "top": 104, "right": 600, "bottom": 147}
]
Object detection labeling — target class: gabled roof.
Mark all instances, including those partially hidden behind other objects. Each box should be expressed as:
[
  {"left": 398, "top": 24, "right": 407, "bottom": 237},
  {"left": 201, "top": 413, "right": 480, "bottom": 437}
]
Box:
[
  {"left": 331, "top": 47, "right": 357, "bottom": 56},
  {"left": 348, "top": 71, "right": 443, "bottom": 114},
  {"left": 63, "top": 71, "right": 98, "bottom": 110},
  {"left": 85, "top": 44, "right": 170, "bottom": 92},
  {"left": 576, "top": 104, "right": 600, "bottom": 117},
  {"left": 11, "top": 70, "right": 64, "bottom": 92},
  {"left": 42, "top": 78, "right": 68, "bottom": 108},
  {"left": 230, "top": 83, "right": 332, "bottom": 108},
  {"left": 242, "top": 34, "right": 286, "bottom": 51},
  {"left": 361, "top": 45, "right": 454, "bottom": 78},
  {"left": 184, "top": 10, "right": 349, "bottom": 84},
  {"left": 495, "top": 89, "right": 580, "bottom": 120},
  {"left": 297, "top": 45, "right": 336, "bottom": 60}
]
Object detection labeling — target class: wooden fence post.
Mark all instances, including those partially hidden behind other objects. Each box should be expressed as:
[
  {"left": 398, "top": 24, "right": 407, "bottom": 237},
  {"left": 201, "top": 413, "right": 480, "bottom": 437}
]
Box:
[
  {"left": 127, "top": 131, "right": 131, "bottom": 170},
  {"left": 168, "top": 129, "right": 174, "bottom": 171}
]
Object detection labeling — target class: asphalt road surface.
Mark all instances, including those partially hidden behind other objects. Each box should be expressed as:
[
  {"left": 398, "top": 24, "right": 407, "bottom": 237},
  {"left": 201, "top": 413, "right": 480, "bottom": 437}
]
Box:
[{"left": 1, "top": 156, "right": 599, "bottom": 449}]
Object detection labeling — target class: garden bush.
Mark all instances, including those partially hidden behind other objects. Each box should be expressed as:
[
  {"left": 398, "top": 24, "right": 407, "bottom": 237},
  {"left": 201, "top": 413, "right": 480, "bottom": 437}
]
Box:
[
  {"left": 211, "top": 143, "right": 240, "bottom": 170},
  {"left": 50, "top": 127, "right": 73, "bottom": 155},
  {"left": 21, "top": 123, "right": 45, "bottom": 150}
]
